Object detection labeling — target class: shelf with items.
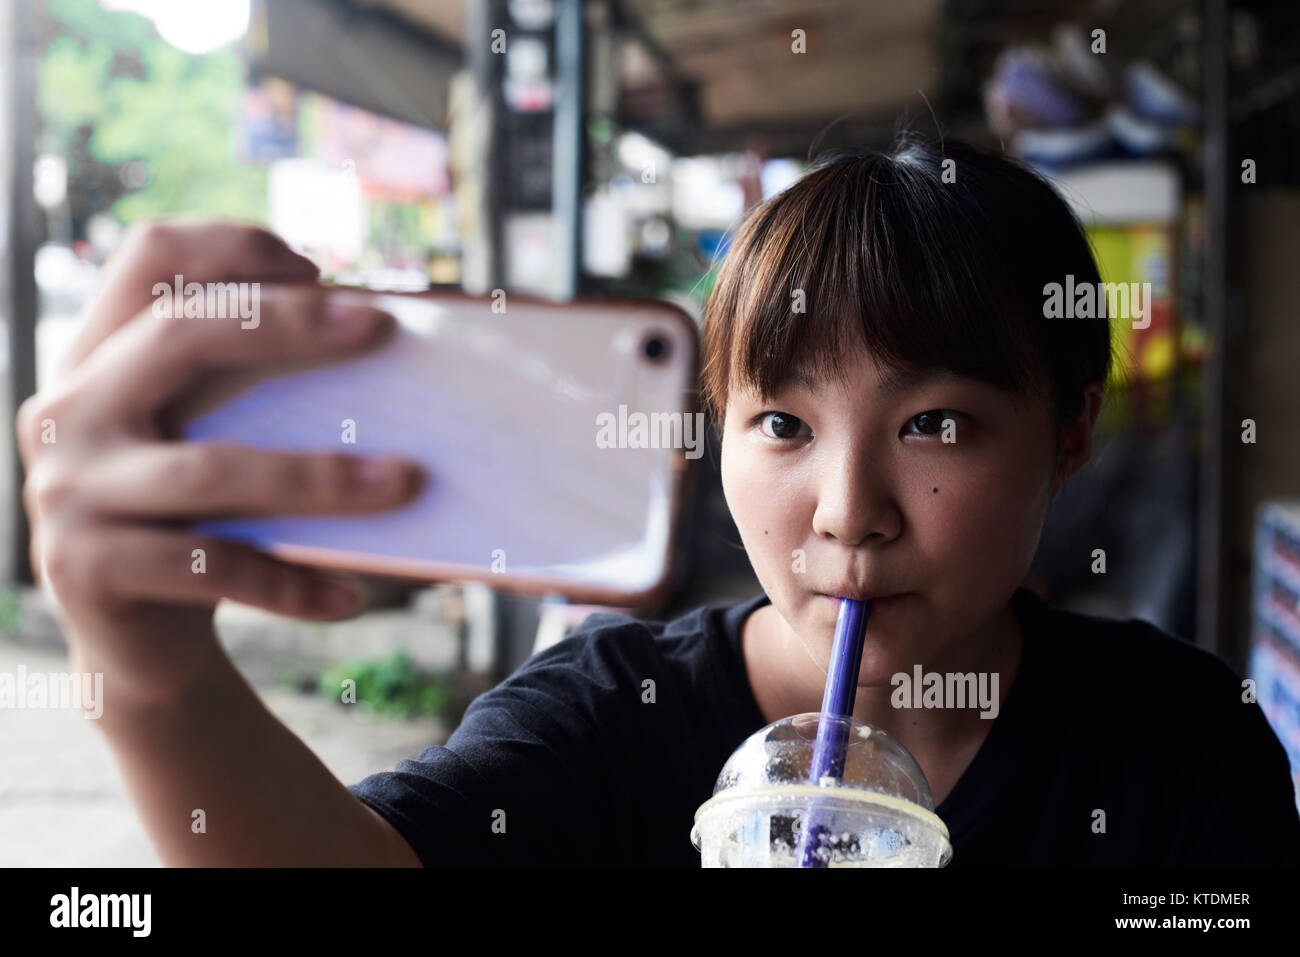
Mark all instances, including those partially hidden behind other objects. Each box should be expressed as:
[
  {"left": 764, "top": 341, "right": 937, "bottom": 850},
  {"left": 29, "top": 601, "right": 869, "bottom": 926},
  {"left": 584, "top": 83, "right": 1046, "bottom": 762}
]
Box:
[{"left": 1252, "top": 502, "right": 1300, "bottom": 813}]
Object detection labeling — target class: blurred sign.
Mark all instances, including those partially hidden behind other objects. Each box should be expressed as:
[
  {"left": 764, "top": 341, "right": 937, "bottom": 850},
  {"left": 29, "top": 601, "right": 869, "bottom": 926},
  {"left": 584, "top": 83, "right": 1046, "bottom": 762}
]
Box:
[
  {"left": 299, "top": 92, "right": 450, "bottom": 201},
  {"left": 503, "top": 111, "right": 553, "bottom": 210},
  {"left": 239, "top": 77, "right": 299, "bottom": 162},
  {"left": 504, "top": 34, "right": 554, "bottom": 112}
]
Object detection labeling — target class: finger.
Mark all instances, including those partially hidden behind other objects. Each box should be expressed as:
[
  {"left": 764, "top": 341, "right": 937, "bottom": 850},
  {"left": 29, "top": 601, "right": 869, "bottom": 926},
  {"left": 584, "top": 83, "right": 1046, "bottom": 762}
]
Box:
[
  {"left": 57, "top": 220, "right": 319, "bottom": 379},
  {"left": 67, "top": 444, "right": 424, "bottom": 518},
  {"left": 61, "top": 285, "right": 394, "bottom": 429},
  {"left": 69, "top": 525, "right": 372, "bottom": 621},
  {"left": 13, "top": 393, "right": 50, "bottom": 470}
]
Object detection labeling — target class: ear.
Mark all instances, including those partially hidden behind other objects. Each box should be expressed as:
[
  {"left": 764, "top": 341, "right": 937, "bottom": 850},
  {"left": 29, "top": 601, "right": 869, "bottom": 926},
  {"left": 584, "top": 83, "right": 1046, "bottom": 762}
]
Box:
[{"left": 1050, "top": 382, "right": 1104, "bottom": 502}]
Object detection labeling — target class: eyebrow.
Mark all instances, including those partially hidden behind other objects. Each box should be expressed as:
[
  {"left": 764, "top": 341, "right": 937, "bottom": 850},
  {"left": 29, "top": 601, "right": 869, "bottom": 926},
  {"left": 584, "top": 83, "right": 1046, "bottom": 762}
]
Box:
[{"left": 778, "top": 366, "right": 966, "bottom": 399}]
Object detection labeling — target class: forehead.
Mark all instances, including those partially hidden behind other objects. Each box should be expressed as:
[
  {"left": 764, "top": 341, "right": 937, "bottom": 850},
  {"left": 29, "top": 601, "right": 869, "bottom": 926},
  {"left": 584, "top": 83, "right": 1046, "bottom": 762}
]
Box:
[{"left": 769, "top": 362, "right": 981, "bottom": 401}]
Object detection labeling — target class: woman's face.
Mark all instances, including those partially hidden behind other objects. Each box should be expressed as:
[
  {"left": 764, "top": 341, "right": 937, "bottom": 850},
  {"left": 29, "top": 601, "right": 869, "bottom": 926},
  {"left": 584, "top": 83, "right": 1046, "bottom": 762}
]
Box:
[{"left": 720, "top": 343, "right": 1065, "bottom": 682}]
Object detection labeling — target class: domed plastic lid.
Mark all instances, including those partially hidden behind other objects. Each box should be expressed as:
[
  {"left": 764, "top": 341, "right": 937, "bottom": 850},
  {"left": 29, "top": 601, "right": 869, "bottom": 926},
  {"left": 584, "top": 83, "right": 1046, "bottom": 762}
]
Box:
[{"left": 691, "top": 713, "right": 951, "bottom": 862}]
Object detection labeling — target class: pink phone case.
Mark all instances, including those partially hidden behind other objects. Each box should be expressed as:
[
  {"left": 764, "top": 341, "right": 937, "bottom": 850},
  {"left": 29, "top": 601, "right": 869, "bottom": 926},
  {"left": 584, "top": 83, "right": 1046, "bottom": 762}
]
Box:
[{"left": 163, "top": 285, "right": 701, "bottom": 610}]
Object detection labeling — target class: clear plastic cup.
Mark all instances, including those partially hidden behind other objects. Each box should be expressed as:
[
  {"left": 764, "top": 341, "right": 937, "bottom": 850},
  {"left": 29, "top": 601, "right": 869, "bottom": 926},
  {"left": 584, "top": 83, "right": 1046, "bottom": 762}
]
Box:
[{"left": 690, "top": 713, "right": 953, "bottom": 867}]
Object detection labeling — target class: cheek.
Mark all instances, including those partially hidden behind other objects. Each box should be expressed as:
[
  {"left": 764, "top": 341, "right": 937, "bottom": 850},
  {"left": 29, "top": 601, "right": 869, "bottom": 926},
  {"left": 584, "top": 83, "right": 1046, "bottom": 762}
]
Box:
[
  {"left": 909, "top": 450, "right": 1051, "bottom": 587},
  {"left": 720, "top": 437, "right": 806, "bottom": 577}
]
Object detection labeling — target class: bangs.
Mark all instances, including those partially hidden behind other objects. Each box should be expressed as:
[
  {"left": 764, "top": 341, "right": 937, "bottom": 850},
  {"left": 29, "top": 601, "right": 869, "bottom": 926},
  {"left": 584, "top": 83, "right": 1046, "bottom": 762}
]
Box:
[{"left": 699, "top": 136, "right": 1110, "bottom": 425}]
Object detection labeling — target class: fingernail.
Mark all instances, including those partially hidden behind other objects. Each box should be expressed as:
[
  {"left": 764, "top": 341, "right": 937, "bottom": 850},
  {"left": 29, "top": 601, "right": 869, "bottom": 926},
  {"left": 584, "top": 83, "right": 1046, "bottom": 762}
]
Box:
[
  {"left": 314, "top": 578, "right": 365, "bottom": 614},
  {"left": 357, "top": 458, "right": 408, "bottom": 490},
  {"left": 326, "top": 303, "right": 388, "bottom": 335}
]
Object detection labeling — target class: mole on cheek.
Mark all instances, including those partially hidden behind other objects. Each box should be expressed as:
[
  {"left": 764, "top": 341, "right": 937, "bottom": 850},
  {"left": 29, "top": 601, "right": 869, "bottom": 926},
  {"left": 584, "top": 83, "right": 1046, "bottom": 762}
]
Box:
[{"left": 932, "top": 488, "right": 939, "bottom": 493}]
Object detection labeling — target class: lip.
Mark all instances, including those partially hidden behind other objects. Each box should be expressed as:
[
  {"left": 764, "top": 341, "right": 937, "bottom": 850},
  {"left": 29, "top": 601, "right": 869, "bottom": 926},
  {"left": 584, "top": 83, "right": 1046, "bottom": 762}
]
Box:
[{"left": 818, "top": 591, "right": 908, "bottom": 605}]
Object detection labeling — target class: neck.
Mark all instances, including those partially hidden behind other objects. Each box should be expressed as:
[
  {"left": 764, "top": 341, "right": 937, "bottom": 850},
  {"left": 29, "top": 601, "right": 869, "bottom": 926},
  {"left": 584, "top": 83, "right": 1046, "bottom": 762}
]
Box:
[{"left": 745, "top": 597, "right": 1024, "bottom": 763}]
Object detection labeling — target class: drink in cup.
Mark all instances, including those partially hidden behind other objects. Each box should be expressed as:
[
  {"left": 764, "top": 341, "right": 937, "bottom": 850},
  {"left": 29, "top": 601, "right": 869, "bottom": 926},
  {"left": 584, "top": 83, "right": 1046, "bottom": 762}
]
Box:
[{"left": 690, "top": 712, "right": 952, "bottom": 867}]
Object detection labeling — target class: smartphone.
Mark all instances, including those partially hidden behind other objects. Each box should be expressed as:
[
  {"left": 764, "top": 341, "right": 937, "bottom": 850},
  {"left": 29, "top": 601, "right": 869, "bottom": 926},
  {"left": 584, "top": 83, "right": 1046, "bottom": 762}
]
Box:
[{"left": 161, "top": 285, "right": 701, "bottom": 610}]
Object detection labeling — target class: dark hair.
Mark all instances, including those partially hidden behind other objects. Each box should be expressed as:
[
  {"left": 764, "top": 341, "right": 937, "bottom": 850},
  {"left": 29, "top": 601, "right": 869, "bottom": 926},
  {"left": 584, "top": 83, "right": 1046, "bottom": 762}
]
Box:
[{"left": 699, "top": 133, "right": 1117, "bottom": 451}]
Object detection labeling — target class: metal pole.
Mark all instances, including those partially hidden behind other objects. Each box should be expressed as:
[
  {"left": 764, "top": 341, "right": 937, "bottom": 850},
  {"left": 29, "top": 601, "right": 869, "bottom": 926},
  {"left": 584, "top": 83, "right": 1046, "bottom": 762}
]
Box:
[
  {"left": 1197, "top": 0, "right": 1231, "bottom": 661},
  {"left": 3, "top": 0, "right": 38, "bottom": 584},
  {"left": 467, "top": 0, "right": 504, "bottom": 293},
  {"left": 551, "top": 0, "right": 584, "bottom": 300}
]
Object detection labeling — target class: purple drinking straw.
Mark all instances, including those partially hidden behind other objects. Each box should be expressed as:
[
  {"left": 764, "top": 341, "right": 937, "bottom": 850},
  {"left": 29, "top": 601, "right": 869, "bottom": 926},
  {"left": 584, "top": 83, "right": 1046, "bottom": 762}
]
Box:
[{"left": 795, "top": 596, "right": 871, "bottom": 868}]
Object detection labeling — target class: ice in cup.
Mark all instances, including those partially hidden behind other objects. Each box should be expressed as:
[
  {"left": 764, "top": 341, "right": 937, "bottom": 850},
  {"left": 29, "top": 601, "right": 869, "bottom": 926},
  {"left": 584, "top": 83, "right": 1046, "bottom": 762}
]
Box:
[{"left": 690, "top": 713, "right": 953, "bottom": 867}]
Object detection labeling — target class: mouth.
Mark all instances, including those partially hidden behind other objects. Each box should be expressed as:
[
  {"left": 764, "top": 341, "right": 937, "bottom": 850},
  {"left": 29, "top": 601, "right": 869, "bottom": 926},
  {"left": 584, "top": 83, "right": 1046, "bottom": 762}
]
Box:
[{"left": 816, "top": 591, "right": 909, "bottom": 606}]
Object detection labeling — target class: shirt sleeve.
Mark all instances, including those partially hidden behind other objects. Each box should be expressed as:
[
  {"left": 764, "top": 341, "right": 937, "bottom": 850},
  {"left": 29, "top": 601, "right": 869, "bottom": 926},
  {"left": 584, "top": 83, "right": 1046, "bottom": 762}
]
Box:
[{"left": 346, "top": 616, "right": 642, "bottom": 866}]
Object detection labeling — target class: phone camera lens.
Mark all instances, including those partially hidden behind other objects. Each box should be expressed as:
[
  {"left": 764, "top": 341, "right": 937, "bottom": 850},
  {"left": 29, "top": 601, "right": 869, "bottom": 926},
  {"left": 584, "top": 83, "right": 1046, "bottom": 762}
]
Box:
[{"left": 642, "top": 332, "right": 670, "bottom": 363}]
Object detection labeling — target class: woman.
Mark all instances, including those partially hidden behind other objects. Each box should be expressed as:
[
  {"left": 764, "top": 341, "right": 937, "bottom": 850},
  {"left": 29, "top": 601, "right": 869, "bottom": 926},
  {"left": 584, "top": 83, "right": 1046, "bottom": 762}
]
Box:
[{"left": 18, "top": 136, "right": 1300, "bottom": 866}]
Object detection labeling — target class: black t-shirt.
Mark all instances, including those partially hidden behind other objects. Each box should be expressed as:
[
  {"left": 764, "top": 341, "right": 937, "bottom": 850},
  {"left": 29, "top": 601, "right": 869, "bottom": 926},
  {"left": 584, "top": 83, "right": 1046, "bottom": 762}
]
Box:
[{"left": 348, "top": 586, "right": 1300, "bottom": 866}]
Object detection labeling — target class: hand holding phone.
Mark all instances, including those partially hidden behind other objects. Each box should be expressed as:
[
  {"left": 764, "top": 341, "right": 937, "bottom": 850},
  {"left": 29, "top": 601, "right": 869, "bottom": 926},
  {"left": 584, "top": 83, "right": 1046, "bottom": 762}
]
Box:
[
  {"left": 16, "top": 222, "right": 421, "bottom": 705},
  {"left": 165, "top": 285, "right": 700, "bottom": 608}
]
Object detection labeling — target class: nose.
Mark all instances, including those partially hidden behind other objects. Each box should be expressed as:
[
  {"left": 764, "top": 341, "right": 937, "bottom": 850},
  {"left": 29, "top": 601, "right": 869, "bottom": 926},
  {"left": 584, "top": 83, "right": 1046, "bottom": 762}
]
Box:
[{"left": 810, "top": 439, "right": 902, "bottom": 546}]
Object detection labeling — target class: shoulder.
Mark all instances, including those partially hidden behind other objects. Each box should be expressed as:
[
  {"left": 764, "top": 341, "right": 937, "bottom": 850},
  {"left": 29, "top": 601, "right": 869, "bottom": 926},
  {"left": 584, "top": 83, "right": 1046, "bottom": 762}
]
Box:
[
  {"left": 1032, "top": 596, "right": 1250, "bottom": 715},
  {"left": 1031, "top": 597, "right": 1300, "bottom": 863},
  {"left": 480, "top": 601, "right": 726, "bottom": 712},
  {"left": 1029, "top": 597, "right": 1292, "bottom": 782}
]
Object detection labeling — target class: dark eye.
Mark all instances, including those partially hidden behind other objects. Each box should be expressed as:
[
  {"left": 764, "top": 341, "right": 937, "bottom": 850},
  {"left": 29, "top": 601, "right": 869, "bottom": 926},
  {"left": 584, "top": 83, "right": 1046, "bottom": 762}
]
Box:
[
  {"left": 757, "top": 412, "right": 811, "bottom": 441},
  {"left": 906, "top": 410, "right": 964, "bottom": 437}
]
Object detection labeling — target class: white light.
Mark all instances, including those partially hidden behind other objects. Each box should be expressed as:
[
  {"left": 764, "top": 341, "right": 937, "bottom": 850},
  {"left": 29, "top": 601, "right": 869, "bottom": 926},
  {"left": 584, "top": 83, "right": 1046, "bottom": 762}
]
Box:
[
  {"left": 761, "top": 158, "right": 804, "bottom": 201},
  {"left": 100, "top": 0, "right": 251, "bottom": 56},
  {"left": 615, "top": 131, "right": 671, "bottom": 175},
  {"left": 508, "top": 0, "right": 555, "bottom": 31},
  {"left": 34, "top": 154, "right": 67, "bottom": 208},
  {"left": 268, "top": 158, "right": 365, "bottom": 261}
]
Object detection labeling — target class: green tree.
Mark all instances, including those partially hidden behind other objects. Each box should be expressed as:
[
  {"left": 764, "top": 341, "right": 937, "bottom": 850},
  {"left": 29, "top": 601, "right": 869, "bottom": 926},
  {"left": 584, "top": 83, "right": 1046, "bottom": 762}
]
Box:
[{"left": 38, "top": 0, "right": 267, "bottom": 228}]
